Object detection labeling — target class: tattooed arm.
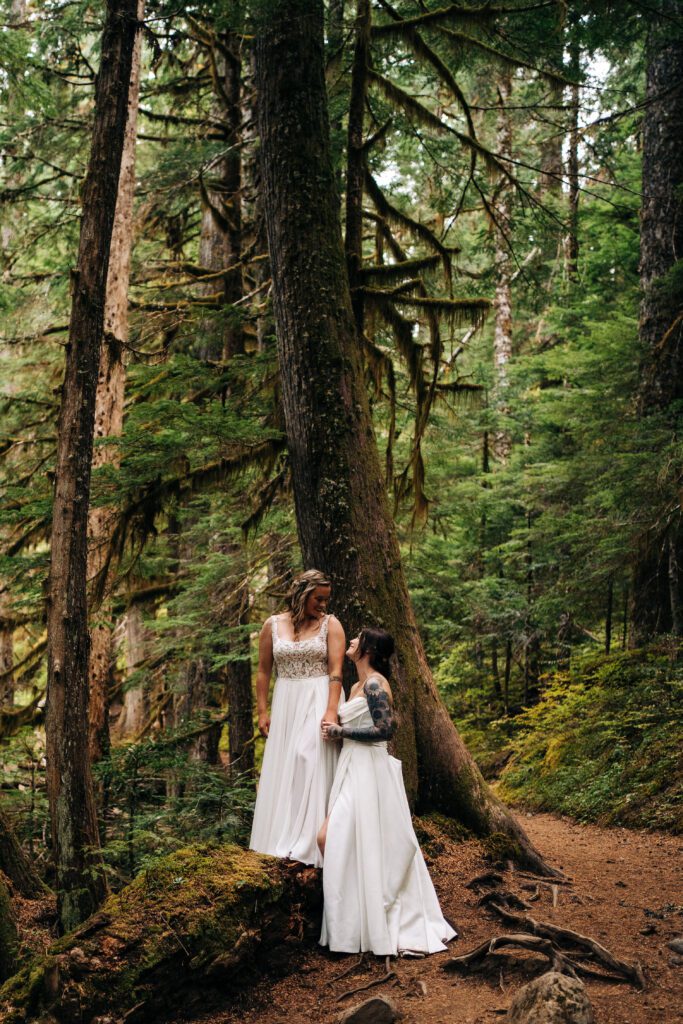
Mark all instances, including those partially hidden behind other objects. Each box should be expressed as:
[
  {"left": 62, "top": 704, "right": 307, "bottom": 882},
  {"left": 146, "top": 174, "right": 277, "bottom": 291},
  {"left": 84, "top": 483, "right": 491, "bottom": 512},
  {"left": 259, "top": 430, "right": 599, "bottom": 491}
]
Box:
[{"left": 323, "top": 678, "right": 396, "bottom": 742}]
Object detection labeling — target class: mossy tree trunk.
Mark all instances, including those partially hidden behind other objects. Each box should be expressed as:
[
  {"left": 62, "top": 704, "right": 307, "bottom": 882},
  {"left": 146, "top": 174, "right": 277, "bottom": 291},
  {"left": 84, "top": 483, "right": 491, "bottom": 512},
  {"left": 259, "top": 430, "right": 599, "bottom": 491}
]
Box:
[
  {"left": 254, "top": 0, "right": 556, "bottom": 874},
  {"left": 631, "top": 4, "right": 683, "bottom": 643},
  {"left": 88, "top": 0, "right": 144, "bottom": 764},
  {"left": 45, "top": 0, "right": 139, "bottom": 933}
]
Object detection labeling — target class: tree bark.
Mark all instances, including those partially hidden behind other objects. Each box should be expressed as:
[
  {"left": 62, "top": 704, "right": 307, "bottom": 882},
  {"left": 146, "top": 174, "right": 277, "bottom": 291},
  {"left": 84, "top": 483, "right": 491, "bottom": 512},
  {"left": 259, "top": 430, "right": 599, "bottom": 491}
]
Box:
[
  {"left": 197, "top": 33, "right": 254, "bottom": 771},
  {"left": 112, "top": 605, "right": 149, "bottom": 741},
  {"left": 345, "top": 0, "right": 371, "bottom": 336},
  {"left": 0, "top": 806, "right": 44, "bottom": 899},
  {"left": 631, "top": 5, "right": 683, "bottom": 643},
  {"left": 566, "top": 25, "right": 580, "bottom": 280},
  {"left": 0, "top": 872, "right": 18, "bottom": 983},
  {"left": 45, "top": 0, "right": 139, "bottom": 933},
  {"left": 87, "top": 0, "right": 144, "bottom": 763},
  {"left": 0, "top": 601, "right": 13, "bottom": 709},
  {"left": 255, "top": 0, "right": 556, "bottom": 873},
  {"left": 493, "top": 72, "right": 513, "bottom": 463}
]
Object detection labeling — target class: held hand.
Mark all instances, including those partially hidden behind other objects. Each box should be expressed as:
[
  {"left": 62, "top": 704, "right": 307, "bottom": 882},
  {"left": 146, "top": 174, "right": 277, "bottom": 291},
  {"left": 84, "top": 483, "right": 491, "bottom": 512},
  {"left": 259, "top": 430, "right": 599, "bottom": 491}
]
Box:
[
  {"left": 321, "top": 719, "right": 343, "bottom": 742},
  {"left": 258, "top": 712, "right": 271, "bottom": 738}
]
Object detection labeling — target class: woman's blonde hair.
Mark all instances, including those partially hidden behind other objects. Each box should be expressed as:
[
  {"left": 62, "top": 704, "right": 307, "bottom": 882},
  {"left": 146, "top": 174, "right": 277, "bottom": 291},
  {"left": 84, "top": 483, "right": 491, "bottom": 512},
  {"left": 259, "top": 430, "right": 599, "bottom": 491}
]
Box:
[{"left": 286, "top": 569, "right": 331, "bottom": 632}]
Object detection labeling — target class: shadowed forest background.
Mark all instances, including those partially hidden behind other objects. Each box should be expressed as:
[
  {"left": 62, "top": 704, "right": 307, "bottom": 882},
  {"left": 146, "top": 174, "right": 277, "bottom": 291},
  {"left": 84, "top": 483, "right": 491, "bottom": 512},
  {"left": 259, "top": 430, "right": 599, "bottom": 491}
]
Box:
[{"left": 0, "top": 0, "right": 681, "bottom": 1015}]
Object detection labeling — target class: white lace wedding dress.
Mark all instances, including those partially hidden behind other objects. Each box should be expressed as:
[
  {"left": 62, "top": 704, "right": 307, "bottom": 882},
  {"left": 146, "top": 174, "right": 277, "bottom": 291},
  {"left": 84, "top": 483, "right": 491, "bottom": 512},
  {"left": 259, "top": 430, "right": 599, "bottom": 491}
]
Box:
[
  {"left": 320, "top": 692, "right": 456, "bottom": 955},
  {"left": 249, "top": 614, "right": 339, "bottom": 867}
]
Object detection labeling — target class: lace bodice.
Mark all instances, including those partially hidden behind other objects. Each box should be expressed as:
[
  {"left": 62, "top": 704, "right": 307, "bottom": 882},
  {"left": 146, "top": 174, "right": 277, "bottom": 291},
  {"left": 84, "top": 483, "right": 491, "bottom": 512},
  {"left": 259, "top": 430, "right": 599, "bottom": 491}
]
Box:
[{"left": 271, "top": 614, "right": 330, "bottom": 679}]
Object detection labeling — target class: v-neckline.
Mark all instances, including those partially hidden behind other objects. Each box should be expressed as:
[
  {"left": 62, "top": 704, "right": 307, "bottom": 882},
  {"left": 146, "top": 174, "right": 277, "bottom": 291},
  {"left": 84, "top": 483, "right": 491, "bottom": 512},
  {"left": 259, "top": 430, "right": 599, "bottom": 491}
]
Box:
[{"left": 275, "top": 613, "right": 327, "bottom": 644}]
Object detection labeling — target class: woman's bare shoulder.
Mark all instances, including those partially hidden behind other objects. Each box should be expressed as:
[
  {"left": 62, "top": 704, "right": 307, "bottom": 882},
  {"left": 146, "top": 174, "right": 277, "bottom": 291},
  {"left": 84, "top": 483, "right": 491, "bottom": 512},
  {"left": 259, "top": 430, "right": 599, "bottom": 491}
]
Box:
[
  {"left": 327, "top": 614, "right": 345, "bottom": 636},
  {"left": 365, "top": 674, "right": 392, "bottom": 700}
]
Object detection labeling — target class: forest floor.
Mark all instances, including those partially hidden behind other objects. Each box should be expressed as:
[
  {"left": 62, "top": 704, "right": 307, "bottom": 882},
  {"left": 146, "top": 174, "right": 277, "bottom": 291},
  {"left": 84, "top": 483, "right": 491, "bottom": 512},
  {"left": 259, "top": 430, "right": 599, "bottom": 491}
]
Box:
[{"left": 183, "top": 812, "right": 682, "bottom": 1024}]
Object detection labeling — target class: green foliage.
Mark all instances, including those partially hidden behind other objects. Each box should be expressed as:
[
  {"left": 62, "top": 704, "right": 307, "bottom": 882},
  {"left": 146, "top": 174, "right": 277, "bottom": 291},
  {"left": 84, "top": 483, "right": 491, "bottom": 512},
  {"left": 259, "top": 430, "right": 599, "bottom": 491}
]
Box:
[
  {"left": 95, "top": 731, "right": 255, "bottom": 884},
  {"left": 498, "top": 648, "right": 683, "bottom": 833}
]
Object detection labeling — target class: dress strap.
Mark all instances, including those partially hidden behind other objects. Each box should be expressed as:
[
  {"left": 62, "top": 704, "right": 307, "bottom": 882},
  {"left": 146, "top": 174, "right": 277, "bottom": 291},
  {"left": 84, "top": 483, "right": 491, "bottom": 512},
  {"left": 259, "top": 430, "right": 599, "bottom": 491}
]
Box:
[
  {"left": 271, "top": 615, "right": 278, "bottom": 642},
  {"left": 320, "top": 614, "right": 330, "bottom": 641}
]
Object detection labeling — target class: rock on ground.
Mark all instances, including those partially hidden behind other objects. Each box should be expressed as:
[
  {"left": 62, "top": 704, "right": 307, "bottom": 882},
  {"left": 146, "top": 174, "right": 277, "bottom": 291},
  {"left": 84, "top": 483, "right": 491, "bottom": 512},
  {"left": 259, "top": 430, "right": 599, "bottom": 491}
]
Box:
[
  {"left": 506, "top": 971, "right": 594, "bottom": 1024},
  {"left": 338, "top": 996, "right": 398, "bottom": 1024}
]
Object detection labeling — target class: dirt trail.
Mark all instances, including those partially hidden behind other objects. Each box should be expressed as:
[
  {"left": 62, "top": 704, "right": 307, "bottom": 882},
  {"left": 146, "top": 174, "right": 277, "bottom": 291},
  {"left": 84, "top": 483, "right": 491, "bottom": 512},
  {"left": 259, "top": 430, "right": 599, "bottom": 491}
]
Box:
[{"left": 185, "top": 813, "right": 682, "bottom": 1024}]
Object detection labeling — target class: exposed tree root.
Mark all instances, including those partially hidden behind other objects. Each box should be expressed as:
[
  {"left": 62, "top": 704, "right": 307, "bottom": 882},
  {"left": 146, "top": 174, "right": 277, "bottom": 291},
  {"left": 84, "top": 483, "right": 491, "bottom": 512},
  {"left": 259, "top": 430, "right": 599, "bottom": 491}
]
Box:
[
  {"left": 485, "top": 900, "right": 645, "bottom": 987},
  {"left": 478, "top": 890, "right": 533, "bottom": 912},
  {"left": 335, "top": 956, "right": 399, "bottom": 1002},
  {"left": 327, "top": 953, "right": 366, "bottom": 986},
  {"left": 444, "top": 896, "right": 645, "bottom": 989},
  {"left": 465, "top": 872, "right": 504, "bottom": 891},
  {"left": 443, "top": 933, "right": 581, "bottom": 979}
]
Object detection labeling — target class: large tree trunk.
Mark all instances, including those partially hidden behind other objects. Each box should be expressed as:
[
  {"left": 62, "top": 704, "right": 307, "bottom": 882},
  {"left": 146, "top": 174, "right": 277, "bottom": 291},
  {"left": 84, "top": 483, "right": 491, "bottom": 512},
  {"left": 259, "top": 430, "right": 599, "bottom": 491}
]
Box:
[
  {"left": 196, "top": 33, "right": 254, "bottom": 771},
  {"left": 0, "top": 599, "right": 13, "bottom": 709},
  {"left": 566, "top": 24, "right": 580, "bottom": 280},
  {"left": 493, "top": 72, "right": 513, "bottom": 463},
  {"left": 0, "top": 807, "right": 44, "bottom": 899},
  {"left": 631, "top": 5, "right": 683, "bottom": 643},
  {"left": 45, "top": 0, "right": 139, "bottom": 932},
  {"left": 0, "top": 873, "right": 18, "bottom": 983},
  {"left": 87, "top": 0, "right": 144, "bottom": 763},
  {"left": 254, "top": 0, "right": 555, "bottom": 874}
]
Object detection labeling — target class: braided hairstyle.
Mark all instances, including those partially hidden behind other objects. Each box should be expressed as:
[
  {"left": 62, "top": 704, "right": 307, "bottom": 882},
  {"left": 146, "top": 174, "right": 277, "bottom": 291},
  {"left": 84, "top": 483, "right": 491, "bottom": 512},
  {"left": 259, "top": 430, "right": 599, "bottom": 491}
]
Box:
[
  {"left": 285, "top": 569, "right": 331, "bottom": 633},
  {"left": 358, "top": 627, "right": 395, "bottom": 678}
]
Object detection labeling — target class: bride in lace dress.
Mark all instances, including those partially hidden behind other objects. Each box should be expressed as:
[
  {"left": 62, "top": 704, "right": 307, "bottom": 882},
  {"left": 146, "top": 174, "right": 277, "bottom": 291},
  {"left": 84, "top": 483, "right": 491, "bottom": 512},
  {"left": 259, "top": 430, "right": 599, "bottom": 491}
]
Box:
[{"left": 249, "top": 569, "right": 346, "bottom": 867}]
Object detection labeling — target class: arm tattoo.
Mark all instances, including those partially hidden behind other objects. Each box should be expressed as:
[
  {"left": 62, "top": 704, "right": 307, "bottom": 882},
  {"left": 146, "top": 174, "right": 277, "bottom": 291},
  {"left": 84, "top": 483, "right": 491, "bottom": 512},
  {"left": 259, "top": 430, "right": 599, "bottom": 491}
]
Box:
[{"left": 341, "top": 678, "right": 396, "bottom": 742}]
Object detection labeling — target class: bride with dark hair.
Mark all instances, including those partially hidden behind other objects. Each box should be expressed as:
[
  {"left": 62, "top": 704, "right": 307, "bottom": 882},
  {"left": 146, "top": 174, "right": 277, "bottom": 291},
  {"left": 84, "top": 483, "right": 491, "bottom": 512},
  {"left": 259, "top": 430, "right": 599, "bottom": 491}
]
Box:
[{"left": 319, "top": 627, "right": 456, "bottom": 956}]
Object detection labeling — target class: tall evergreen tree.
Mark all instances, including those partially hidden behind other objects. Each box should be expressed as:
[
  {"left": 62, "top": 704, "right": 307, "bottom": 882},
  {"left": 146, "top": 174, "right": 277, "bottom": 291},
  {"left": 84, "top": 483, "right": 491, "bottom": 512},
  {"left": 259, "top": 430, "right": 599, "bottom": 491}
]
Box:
[
  {"left": 254, "top": 0, "right": 555, "bottom": 872},
  {"left": 45, "top": 0, "right": 139, "bottom": 931},
  {"left": 631, "top": 1, "right": 683, "bottom": 642}
]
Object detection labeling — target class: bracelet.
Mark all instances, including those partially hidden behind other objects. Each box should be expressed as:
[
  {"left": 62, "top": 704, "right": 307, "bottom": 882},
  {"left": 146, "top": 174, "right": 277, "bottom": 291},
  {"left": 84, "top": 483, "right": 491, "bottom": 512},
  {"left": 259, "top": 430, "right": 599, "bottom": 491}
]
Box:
[{"left": 329, "top": 674, "right": 343, "bottom": 683}]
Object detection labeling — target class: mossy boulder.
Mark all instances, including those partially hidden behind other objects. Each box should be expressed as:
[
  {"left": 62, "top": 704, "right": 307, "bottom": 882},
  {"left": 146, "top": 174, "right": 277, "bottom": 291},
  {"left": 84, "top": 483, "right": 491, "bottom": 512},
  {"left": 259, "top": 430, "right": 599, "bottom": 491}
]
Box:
[{"left": 0, "top": 844, "right": 321, "bottom": 1024}]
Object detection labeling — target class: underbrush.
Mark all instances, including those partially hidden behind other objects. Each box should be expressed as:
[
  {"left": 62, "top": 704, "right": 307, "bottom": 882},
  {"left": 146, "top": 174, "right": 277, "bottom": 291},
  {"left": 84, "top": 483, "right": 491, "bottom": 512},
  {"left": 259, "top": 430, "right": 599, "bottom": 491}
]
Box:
[
  {"left": 498, "top": 648, "right": 682, "bottom": 832},
  {"left": 439, "top": 645, "right": 683, "bottom": 833}
]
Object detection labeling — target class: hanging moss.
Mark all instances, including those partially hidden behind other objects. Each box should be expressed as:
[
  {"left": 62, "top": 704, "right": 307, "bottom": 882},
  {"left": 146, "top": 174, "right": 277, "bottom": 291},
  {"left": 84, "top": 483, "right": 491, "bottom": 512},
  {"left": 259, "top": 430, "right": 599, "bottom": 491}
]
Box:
[{"left": 0, "top": 845, "right": 321, "bottom": 1024}]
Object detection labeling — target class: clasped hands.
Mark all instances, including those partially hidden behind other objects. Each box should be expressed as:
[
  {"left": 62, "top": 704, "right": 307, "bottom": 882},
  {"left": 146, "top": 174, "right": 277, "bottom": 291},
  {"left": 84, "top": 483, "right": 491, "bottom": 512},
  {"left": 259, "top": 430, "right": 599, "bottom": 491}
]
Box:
[{"left": 321, "top": 717, "right": 343, "bottom": 741}]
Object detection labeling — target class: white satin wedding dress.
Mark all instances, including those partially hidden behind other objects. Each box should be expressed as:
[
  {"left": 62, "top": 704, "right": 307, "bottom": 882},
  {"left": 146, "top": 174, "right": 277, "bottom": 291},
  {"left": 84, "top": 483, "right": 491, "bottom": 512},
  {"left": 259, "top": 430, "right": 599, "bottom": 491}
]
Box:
[
  {"left": 320, "top": 692, "right": 456, "bottom": 955},
  {"left": 250, "top": 614, "right": 338, "bottom": 867}
]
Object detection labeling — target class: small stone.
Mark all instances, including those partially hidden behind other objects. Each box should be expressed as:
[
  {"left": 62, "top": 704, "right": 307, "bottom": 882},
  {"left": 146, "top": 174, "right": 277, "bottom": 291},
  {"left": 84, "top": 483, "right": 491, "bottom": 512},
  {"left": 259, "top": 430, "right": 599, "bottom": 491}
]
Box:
[
  {"left": 506, "top": 971, "right": 594, "bottom": 1024},
  {"left": 639, "top": 924, "right": 657, "bottom": 936},
  {"left": 338, "top": 996, "right": 399, "bottom": 1024},
  {"left": 669, "top": 954, "right": 683, "bottom": 967},
  {"left": 667, "top": 937, "right": 683, "bottom": 955}
]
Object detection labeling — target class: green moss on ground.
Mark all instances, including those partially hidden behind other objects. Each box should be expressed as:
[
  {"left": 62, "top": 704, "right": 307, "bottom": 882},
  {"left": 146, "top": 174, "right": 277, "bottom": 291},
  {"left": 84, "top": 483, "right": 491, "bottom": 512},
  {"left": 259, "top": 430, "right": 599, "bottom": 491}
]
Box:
[
  {"left": 0, "top": 844, "right": 320, "bottom": 1024},
  {"left": 494, "top": 648, "right": 683, "bottom": 833}
]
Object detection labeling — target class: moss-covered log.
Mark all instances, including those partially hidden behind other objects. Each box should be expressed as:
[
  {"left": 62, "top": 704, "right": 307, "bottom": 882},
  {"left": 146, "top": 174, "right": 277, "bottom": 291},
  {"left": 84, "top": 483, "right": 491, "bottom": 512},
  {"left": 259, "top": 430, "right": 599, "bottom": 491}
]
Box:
[{"left": 0, "top": 845, "right": 321, "bottom": 1023}]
